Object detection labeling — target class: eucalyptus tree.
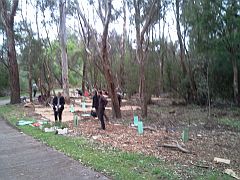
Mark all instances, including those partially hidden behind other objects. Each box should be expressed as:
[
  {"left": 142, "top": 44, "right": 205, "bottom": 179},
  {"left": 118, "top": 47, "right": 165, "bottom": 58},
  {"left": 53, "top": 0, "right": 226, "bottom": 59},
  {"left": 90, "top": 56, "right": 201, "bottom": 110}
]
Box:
[
  {"left": 119, "top": 0, "right": 127, "bottom": 90},
  {"left": 72, "top": 0, "right": 92, "bottom": 93},
  {"left": 0, "top": 0, "right": 20, "bottom": 104},
  {"left": 74, "top": 0, "right": 122, "bottom": 118},
  {"left": 98, "top": 0, "right": 122, "bottom": 118},
  {"left": 18, "top": 0, "right": 35, "bottom": 102},
  {"left": 34, "top": 0, "right": 58, "bottom": 99},
  {"left": 174, "top": 0, "right": 198, "bottom": 102},
  {"left": 182, "top": 0, "right": 240, "bottom": 104},
  {"left": 132, "top": 0, "right": 162, "bottom": 117},
  {"left": 59, "top": 0, "right": 70, "bottom": 103},
  {"left": 0, "top": 21, "right": 9, "bottom": 95},
  {"left": 223, "top": 0, "right": 240, "bottom": 104}
]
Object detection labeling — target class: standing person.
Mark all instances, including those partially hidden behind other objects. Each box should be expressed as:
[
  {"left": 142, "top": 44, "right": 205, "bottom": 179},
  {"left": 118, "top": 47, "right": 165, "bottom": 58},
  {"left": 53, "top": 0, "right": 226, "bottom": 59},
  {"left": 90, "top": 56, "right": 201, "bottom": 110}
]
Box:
[
  {"left": 32, "top": 83, "right": 38, "bottom": 98},
  {"left": 52, "top": 92, "right": 65, "bottom": 123},
  {"left": 98, "top": 91, "right": 108, "bottom": 130},
  {"left": 116, "top": 87, "right": 123, "bottom": 107},
  {"left": 92, "top": 90, "right": 99, "bottom": 117},
  {"left": 117, "top": 92, "right": 122, "bottom": 107}
]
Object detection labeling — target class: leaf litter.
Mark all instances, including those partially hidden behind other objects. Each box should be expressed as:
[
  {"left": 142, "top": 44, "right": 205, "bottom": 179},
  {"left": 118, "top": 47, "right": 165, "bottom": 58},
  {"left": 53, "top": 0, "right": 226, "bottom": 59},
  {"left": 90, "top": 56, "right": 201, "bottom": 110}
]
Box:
[{"left": 28, "top": 96, "right": 240, "bottom": 178}]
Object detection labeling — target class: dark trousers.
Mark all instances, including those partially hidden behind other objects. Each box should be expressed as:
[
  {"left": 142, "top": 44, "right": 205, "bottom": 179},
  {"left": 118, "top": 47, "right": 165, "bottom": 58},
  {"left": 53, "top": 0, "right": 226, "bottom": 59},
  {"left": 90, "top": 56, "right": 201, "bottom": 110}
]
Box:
[
  {"left": 98, "top": 109, "right": 105, "bottom": 130},
  {"left": 95, "top": 107, "right": 98, "bottom": 115},
  {"left": 33, "top": 90, "right": 37, "bottom": 97},
  {"left": 54, "top": 110, "right": 63, "bottom": 122}
]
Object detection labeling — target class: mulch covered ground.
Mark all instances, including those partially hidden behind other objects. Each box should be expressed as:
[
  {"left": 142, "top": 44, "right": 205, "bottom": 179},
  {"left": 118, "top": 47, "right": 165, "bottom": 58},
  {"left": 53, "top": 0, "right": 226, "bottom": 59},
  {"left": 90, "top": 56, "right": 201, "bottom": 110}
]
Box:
[{"left": 26, "top": 95, "right": 240, "bottom": 177}]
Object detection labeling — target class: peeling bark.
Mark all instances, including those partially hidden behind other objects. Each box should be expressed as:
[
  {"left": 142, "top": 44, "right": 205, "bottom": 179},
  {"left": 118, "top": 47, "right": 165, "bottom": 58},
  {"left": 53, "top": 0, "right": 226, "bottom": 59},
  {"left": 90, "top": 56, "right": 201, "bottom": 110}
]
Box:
[
  {"left": 0, "top": 0, "right": 20, "bottom": 104},
  {"left": 59, "top": 0, "right": 70, "bottom": 103}
]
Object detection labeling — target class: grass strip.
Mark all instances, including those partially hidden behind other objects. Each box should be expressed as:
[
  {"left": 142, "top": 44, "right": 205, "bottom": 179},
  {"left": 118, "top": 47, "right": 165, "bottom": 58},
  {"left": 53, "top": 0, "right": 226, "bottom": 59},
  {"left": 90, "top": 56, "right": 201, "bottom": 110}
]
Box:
[{"left": 218, "top": 118, "right": 240, "bottom": 131}]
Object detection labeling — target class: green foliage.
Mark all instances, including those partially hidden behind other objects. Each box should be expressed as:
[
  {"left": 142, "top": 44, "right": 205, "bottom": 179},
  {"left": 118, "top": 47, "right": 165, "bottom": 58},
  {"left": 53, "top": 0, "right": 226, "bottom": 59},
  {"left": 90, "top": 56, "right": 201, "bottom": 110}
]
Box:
[
  {"left": 19, "top": 37, "right": 45, "bottom": 92},
  {"left": 49, "top": 35, "right": 83, "bottom": 87},
  {"left": 0, "top": 65, "right": 9, "bottom": 96},
  {"left": 146, "top": 51, "right": 160, "bottom": 97},
  {"left": 164, "top": 53, "right": 181, "bottom": 94},
  {"left": 67, "top": 36, "right": 83, "bottom": 86},
  {"left": 182, "top": 0, "right": 240, "bottom": 102},
  {"left": 210, "top": 57, "right": 233, "bottom": 99},
  {"left": 124, "top": 49, "right": 139, "bottom": 96},
  {"left": 19, "top": 70, "right": 28, "bottom": 92},
  {"left": 187, "top": 167, "right": 233, "bottom": 180},
  {"left": 218, "top": 118, "right": 240, "bottom": 131}
]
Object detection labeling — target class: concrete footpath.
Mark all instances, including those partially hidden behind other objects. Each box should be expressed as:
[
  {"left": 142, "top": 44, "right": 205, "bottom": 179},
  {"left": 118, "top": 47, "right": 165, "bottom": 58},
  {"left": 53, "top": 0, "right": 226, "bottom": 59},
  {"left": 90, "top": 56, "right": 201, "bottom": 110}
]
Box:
[
  {"left": 0, "top": 117, "right": 109, "bottom": 180},
  {"left": 0, "top": 99, "right": 10, "bottom": 106}
]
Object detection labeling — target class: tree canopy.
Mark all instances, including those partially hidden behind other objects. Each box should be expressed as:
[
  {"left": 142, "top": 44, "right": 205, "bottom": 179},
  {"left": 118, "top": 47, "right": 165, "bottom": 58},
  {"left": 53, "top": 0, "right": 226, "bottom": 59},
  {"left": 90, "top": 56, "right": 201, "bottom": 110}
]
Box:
[{"left": 0, "top": 0, "right": 239, "bottom": 117}]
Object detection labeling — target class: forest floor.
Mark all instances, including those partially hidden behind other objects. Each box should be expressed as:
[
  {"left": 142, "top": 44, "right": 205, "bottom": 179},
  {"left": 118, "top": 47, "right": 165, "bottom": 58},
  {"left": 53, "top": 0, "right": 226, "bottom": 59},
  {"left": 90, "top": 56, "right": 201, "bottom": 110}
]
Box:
[{"left": 28, "top": 94, "right": 240, "bottom": 178}]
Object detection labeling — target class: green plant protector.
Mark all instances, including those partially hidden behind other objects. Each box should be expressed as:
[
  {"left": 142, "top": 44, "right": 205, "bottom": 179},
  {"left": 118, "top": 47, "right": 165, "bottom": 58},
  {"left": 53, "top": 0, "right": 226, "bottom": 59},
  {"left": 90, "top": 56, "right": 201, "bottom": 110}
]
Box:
[
  {"left": 70, "top": 104, "right": 75, "bottom": 113},
  {"left": 134, "top": 116, "right": 139, "bottom": 126},
  {"left": 74, "top": 115, "right": 78, "bottom": 127},
  {"left": 138, "top": 121, "right": 143, "bottom": 134},
  {"left": 82, "top": 102, "right": 86, "bottom": 111},
  {"left": 182, "top": 127, "right": 189, "bottom": 142}
]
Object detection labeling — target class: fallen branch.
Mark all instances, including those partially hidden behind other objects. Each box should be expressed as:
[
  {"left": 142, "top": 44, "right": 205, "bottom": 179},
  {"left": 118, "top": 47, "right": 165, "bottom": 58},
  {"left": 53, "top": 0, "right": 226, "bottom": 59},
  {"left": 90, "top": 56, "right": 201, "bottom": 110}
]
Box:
[
  {"left": 131, "top": 126, "right": 157, "bottom": 132},
  {"left": 160, "top": 140, "right": 190, "bottom": 153},
  {"left": 24, "top": 102, "right": 35, "bottom": 110},
  {"left": 190, "top": 162, "right": 210, "bottom": 169},
  {"left": 224, "top": 169, "right": 240, "bottom": 180},
  {"left": 144, "top": 126, "right": 157, "bottom": 132}
]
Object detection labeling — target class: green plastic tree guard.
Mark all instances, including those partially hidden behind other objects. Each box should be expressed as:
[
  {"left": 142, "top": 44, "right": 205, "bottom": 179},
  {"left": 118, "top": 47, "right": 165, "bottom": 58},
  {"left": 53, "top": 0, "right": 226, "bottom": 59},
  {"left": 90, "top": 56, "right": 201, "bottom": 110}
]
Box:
[
  {"left": 70, "top": 104, "right": 75, "bottom": 113},
  {"left": 182, "top": 127, "right": 189, "bottom": 142},
  {"left": 74, "top": 115, "right": 78, "bottom": 127},
  {"left": 138, "top": 121, "right": 143, "bottom": 134},
  {"left": 134, "top": 116, "right": 139, "bottom": 126},
  {"left": 82, "top": 102, "right": 86, "bottom": 111}
]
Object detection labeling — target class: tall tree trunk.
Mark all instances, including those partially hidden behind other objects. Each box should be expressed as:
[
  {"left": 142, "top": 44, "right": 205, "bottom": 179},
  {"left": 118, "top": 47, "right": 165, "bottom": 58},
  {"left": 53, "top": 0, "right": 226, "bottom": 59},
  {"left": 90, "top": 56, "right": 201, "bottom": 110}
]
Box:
[
  {"left": 28, "top": 46, "right": 33, "bottom": 102},
  {"left": 176, "top": 0, "right": 187, "bottom": 75},
  {"left": 101, "top": 0, "right": 121, "bottom": 118},
  {"left": 59, "top": 0, "right": 70, "bottom": 103},
  {"left": 82, "top": 59, "right": 87, "bottom": 93},
  {"left": 119, "top": 0, "right": 127, "bottom": 89},
  {"left": 7, "top": 29, "right": 21, "bottom": 104},
  {"left": 136, "top": 34, "right": 147, "bottom": 117},
  {"left": 102, "top": 46, "right": 121, "bottom": 118},
  {"left": 232, "top": 57, "right": 238, "bottom": 104},
  {"left": 0, "top": 0, "right": 20, "bottom": 104},
  {"left": 140, "top": 59, "right": 147, "bottom": 117},
  {"left": 176, "top": 0, "right": 197, "bottom": 101},
  {"left": 35, "top": 1, "right": 40, "bottom": 40},
  {"left": 134, "top": 0, "right": 157, "bottom": 118},
  {"left": 75, "top": 0, "right": 121, "bottom": 118},
  {"left": 103, "top": 64, "right": 121, "bottom": 118},
  {"left": 159, "top": 5, "right": 166, "bottom": 95},
  {"left": 93, "top": 64, "right": 98, "bottom": 88}
]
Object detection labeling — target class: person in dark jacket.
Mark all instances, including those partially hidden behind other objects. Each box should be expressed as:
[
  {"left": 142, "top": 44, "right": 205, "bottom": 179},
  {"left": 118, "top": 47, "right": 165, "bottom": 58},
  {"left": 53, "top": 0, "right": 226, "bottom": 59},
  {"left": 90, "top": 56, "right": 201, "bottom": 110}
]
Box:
[
  {"left": 91, "top": 90, "right": 99, "bottom": 118},
  {"left": 117, "top": 93, "right": 122, "bottom": 107},
  {"left": 52, "top": 92, "right": 65, "bottom": 123},
  {"left": 32, "top": 83, "right": 38, "bottom": 98},
  {"left": 98, "top": 91, "right": 108, "bottom": 130},
  {"left": 92, "top": 90, "right": 99, "bottom": 112}
]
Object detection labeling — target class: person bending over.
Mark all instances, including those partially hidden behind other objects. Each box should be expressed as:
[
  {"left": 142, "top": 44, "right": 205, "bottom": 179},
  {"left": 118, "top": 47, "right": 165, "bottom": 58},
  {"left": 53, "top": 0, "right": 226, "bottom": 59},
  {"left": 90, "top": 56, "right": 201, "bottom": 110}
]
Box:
[{"left": 52, "top": 92, "right": 65, "bottom": 123}]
